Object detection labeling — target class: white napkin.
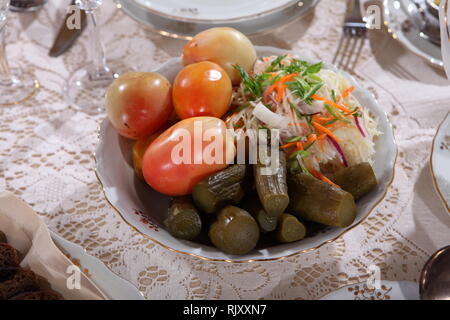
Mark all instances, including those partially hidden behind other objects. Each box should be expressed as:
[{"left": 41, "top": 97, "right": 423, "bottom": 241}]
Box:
[{"left": 0, "top": 191, "right": 107, "bottom": 300}]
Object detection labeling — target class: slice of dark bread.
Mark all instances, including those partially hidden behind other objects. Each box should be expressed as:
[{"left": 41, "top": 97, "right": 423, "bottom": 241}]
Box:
[
  {"left": 0, "top": 243, "right": 20, "bottom": 281},
  {"left": 9, "top": 290, "right": 64, "bottom": 300},
  {"left": 0, "top": 231, "right": 6, "bottom": 243},
  {"left": 0, "top": 268, "right": 40, "bottom": 300}
]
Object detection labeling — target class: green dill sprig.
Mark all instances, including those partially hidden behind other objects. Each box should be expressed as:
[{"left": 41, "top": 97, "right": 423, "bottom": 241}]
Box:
[
  {"left": 265, "top": 54, "right": 287, "bottom": 72},
  {"left": 234, "top": 65, "right": 263, "bottom": 98}
]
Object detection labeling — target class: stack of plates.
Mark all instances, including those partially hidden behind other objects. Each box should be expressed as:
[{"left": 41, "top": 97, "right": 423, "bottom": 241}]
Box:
[{"left": 116, "top": 0, "right": 320, "bottom": 39}]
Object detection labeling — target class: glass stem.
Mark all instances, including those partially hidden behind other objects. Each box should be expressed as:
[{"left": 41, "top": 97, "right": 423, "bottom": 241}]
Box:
[
  {"left": 0, "top": 25, "right": 13, "bottom": 86},
  {"left": 86, "top": 9, "right": 109, "bottom": 78}
]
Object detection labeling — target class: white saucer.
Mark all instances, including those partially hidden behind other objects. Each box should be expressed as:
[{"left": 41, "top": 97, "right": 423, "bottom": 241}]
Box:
[{"left": 116, "top": 0, "right": 320, "bottom": 39}]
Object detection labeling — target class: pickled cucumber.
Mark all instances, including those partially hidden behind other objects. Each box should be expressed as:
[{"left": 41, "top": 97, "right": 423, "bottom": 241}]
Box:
[
  {"left": 242, "top": 196, "right": 278, "bottom": 233},
  {"left": 288, "top": 173, "right": 357, "bottom": 228},
  {"left": 276, "top": 214, "right": 306, "bottom": 243},
  {"left": 164, "top": 197, "right": 202, "bottom": 240},
  {"left": 209, "top": 206, "right": 259, "bottom": 255},
  {"left": 254, "top": 149, "right": 289, "bottom": 216},
  {"left": 192, "top": 165, "right": 249, "bottom": 214},
  {"left": 330, "top": 162, "right": 377, "bottom": 200}
]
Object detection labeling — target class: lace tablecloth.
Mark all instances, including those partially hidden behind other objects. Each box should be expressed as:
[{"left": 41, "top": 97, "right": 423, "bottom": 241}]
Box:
[{"left": 1, "top": 0, "right": 449, "bottom": 299}]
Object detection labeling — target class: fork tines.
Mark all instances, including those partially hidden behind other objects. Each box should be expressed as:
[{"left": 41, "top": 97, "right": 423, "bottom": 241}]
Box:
[{"left": 333, "top": 0, "right": 368, "bottom": 72}]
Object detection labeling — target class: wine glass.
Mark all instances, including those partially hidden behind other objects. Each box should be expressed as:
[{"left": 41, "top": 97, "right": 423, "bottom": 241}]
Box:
[
  {"left": 0, "top": 0, "right": 39, "bottom": 106},
  {"left": 64, "top": 0, "right": 127, "bottom": 113}
]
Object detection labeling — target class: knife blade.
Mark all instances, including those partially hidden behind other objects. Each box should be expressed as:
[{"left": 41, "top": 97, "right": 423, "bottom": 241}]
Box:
[{"left": 49, "top": 0, "right": 87, "bottom": 57}]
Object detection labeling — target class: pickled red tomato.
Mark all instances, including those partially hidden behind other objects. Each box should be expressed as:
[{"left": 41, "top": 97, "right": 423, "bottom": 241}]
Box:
[
  {"left": 106, "top": 72, "right": 173, "bottom": 139},
  {"left": 182, "top": 27, "right": 257, "bottom": 85},
  {"left": 172, "top": 61, "right": 232, "bottom": 120}
]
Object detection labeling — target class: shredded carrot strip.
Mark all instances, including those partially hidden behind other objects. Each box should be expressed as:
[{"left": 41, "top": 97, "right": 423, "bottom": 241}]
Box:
[
  {"left": 311, "top": 170, "right": 340, "bottom": 188},
  {"left": 345, "top": 107, "right": 360, "bottom": 116},
  {"left": 267, "top": 73, "right": 298, "bottom": 95},
  {"left": 312, "top": 121, "right": 340, "bottom": 142},
  {"left": 289, "top": 143, "right": 304, "bottom": 158},
  {"left": 306, "top": 134, "right": 317, "bottom": 144},
  {"left": 311, "top": 94, "right": 352, "bottom": 113},
  {"left": 315, "top": 116, "right": 334, "bottom": 123},
  {"left": 342, "top": 86, "right": 355, "bottom": 98},
  {"left": 318, "top": 134, "right": 326, "bottom": 150},
  {"left": 276, "top": 84, "right": 287, "bottom": 102},
  {"left": 280, "top": 141, "right": 298, "bottom": 149},
  {"left": 280, "top": 73, "right": 298, "bottom": 84},
  {"left": 289, "top": 142, "right": 304, "bottom": 156},
  {"left": 287, "top": 122, "right": 310, "bottom": 129}
]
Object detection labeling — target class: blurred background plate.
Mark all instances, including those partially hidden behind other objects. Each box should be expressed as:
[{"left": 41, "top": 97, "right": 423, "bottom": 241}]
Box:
[
  {"left": 133, "top": 0, "right": 297, "bottom": 22},
  {"left": 384, "top": 0, "right": 444, "bottom": 68},
  {"left": 116, "top": 0, "right": 320, "bottom": 39},
  {"left": 430, "top": 112, "right": 450, "bottom": 213}
]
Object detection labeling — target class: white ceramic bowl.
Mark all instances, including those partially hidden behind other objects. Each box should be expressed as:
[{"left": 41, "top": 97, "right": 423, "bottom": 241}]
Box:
[{"left": 95, "top": 46, "right": 397, "bottom": 262}]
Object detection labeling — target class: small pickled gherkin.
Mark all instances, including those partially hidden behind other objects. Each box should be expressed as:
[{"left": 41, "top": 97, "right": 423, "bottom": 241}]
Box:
[
  {"left": 164, "top": 197, "right": 202, "bottom": 241},
  {"left": 192, "top": 165, "right": 249, "bottom": 214},
  {"left": 276, "top": 214, "right": 306, "bottom": 243},
  {"left": 209, "top": 206, "right": 259, "bottom": 255},
  {"left": 242, "top": 196, "right": 278, "bottom": 233},
  {"left": 288, "top": 173, "right": 357, "bottom": 228},
  {"left": 329, "top": 162, "right": 377, "bottom": 200},
  {"left": 254, "top": 149, "right": 289, "bottom": 217}
]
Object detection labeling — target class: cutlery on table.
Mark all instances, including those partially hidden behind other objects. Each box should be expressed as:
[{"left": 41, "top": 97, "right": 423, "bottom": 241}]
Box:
[
  {"left": 49, "top": 0, "right": 87, "bottom": 57},
  {"left": 333, "top": 0, "right": 367, "bottom": 72}
]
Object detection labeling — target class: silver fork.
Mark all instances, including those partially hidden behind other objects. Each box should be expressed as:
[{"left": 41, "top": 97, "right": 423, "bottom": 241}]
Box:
[{"left": 332, "top": 0, "right": 368, "bottom": 72}]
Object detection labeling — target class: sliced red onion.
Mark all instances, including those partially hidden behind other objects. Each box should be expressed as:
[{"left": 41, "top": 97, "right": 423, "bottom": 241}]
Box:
[
  {"left": 262, "top": 87, "right": 279, "bottom": 109},
  {"left": 327, "top": 136, "right": 348, "bottom": 167},
  {"left": 354, "top": 115, "right": 366, "bottom": 138},
  {"left": 300, "top": 111, "right": 321, "bottom": 116}
]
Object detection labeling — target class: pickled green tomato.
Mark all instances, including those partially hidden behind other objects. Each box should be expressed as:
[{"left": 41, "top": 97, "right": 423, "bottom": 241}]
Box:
[
  {"left": 105, "top": 72, "right": 173, "bottom": 139},
  {"left": 182, "top": 27, "right": 257, "bottom": 85}
]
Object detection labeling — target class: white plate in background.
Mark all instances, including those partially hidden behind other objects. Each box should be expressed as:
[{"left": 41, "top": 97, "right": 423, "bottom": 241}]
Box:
[
  {"left": 117, "top": 0, "right": 319, "bottom": 39},
  {"left": 430, "top": 112, "right": 450, "bottom": 213},
  {"left": 133, "top": 0, "right": 297, "bottom": 22},
  {"left": 384, "top": 0, "right": 444, "bottom": 68}
]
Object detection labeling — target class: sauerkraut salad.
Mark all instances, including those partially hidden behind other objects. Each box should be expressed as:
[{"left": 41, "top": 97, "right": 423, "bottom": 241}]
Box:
[{"left": 226, "top": 54, "right": 380, "bottom": 185}]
